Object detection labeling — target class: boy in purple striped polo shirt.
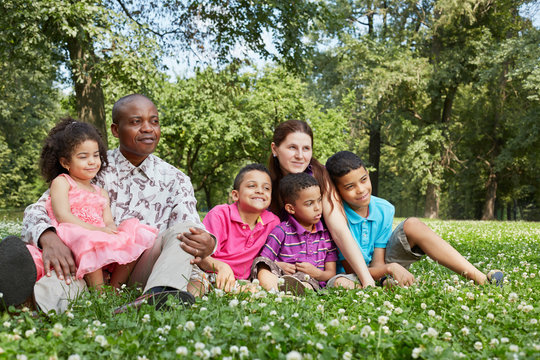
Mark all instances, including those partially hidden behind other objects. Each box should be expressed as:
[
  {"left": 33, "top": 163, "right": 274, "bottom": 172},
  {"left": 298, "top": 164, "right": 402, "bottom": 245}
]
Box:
[{"left": 251, "top": 173, "right": 338, "bottom": 294}]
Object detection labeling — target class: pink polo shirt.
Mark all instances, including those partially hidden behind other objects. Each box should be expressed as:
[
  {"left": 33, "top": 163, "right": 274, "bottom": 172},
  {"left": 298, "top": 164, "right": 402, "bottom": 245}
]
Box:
[{"left": 203, "top": 203, "right": 280, "bottom": 280}]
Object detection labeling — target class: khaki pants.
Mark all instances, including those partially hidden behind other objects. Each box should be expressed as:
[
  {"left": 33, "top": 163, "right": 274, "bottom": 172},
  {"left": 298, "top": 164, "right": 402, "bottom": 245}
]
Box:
[{"left": 34, "top": 222, "right": 196, "bottom": 314}]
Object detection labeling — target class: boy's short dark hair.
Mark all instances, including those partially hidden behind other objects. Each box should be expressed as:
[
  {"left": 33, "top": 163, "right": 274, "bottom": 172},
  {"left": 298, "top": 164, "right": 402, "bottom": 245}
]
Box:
[
  {"left": 233, "top": 163, "right": 271, "bottom": 190},
  {"left": 279, "top": 173, "right": 319, "bottom": 205},
  {"left": 325, "top": 151, "right": 366, "bottom": 182}
]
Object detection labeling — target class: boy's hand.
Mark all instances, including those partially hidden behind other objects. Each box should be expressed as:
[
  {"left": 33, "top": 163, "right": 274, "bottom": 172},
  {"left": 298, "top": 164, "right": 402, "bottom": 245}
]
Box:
[
  {"left": 215, "top": 263, "right": 235, "bottom": 292},
  {"left": 179, "top": 227, "right": 216, "bottom": 264},
  {"left": 388, "top": 263, "right": 415, "bottom": 287},
  {"left": 295, "top": 262, "right": 321, "bottom": 279},
  {"left": 276, "top": 261, "right": 295, "bottom": 275}
]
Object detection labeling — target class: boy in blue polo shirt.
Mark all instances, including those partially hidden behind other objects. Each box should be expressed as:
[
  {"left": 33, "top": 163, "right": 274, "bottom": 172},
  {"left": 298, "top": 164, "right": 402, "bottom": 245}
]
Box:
[{"left": 325, "top": 151, "right": 504, "bottom": 288}]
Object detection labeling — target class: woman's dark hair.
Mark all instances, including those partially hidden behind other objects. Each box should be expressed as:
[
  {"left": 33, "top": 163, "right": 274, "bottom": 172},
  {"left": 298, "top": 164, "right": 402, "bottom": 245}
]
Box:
[
  {"left": 39, "top": 117, "right": 108, "bottom": 183},
  {"left": 268, "top": 120, "right": 333, "bottom": 214}
]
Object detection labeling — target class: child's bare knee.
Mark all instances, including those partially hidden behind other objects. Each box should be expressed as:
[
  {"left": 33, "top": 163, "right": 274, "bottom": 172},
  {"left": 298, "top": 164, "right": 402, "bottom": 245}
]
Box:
[{"left": 403, "top": 217, "right": 423, "bottom": 233}]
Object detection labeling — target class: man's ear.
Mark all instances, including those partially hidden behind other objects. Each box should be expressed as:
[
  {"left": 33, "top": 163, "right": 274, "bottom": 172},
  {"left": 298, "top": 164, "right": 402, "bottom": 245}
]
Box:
[
  {"left": 284, "top": 203, "right": 295, "bottom": 214},
  {"left": 231, "top": 190, "right": 240, "bottom": 203},
  {"left": 110, "top": 122, "right": 119, "bottom": 138}
]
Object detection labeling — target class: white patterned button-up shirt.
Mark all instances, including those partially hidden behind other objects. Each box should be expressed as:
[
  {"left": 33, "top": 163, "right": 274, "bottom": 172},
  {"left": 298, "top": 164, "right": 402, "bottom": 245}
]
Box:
[{"left": 22, "top": 148, "right": 205, "bottom": 247}]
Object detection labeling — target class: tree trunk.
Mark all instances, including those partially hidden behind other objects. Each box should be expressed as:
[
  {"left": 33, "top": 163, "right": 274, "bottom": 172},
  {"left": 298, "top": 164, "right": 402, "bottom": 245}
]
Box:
[
  {"left": 481, "top": 172, "right": 497, "bottom": 220},
  {"left": 368, "top": 121, "right": 381, "bottom": 196},
  {"left": 424, "top": 183, "right": 439, "bottom": 218},
  {"left": 66, "top": 33, "right": 107, "bottom": 143}
]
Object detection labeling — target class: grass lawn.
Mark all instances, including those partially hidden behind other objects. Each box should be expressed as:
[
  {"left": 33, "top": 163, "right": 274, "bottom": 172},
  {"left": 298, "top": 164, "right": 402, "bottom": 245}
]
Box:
[{"left": 0, "top": 219, "right": 538, "bottom": 359}]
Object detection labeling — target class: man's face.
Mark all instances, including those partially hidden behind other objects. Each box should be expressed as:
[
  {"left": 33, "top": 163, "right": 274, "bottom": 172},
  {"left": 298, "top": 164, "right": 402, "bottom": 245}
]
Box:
[{"left": 111, "top": 97, "right": 161, "bottom": 166}]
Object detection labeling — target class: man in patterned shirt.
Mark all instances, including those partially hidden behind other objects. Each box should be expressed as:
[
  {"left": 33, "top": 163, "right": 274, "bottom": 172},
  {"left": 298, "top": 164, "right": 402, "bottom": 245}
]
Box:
[{"left": 1, "top": 94, "right": 216, "bottom": 313}]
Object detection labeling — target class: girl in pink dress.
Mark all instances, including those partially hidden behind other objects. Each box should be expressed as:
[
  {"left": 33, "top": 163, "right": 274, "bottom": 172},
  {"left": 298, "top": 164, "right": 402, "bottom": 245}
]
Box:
[{"left": 29, "top": 118, "right": 157, "bottom": 290}]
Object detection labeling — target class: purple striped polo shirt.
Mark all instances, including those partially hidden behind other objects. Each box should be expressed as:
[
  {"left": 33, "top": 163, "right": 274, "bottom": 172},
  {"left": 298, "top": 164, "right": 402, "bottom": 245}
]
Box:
[{"left": 260, "top": 214, "right": 338, "bottom": 271}]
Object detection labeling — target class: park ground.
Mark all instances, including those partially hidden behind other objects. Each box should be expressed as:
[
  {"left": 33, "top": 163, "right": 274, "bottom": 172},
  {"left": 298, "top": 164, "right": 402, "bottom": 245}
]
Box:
[{"left": 0, "top": 218, "right": 538, "bottom": 359}]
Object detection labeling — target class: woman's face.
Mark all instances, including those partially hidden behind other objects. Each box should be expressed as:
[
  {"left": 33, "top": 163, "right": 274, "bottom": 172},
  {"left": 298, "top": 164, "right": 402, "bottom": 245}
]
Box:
[{"left": 271, "top": 132, "right": 313, "bottom": 175}]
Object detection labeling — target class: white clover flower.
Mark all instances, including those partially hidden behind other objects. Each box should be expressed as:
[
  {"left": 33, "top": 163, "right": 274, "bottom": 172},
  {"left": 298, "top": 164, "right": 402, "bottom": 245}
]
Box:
[
  {"left": 466, "top": 292, "right": 474, "bottom": 300},
  {"left": 460, "top": 327, "right": 470, "bottom": 336},
  {"left": 486, "top": 312, "right": 494, "bottom": 320},
  {"left": 93, "top": 320, "right": 101, "bottom": 327},
  {"left": 228, "top": 299, "right": 240, "bottom": 308},
  {"left": 277, "top": 277, "right": 285, "bottom": 286},
  {"left": 316, "top": 343, "right": 324, "bottom": 350},
  {"left": 176, "top": 346, "right": 188, "bottom": 355},
  {"left": 473, "top": 341, "right": 483, "bottom": 350},
  {"left": 434, "top": 346, "right": 443, "bottom": 354},
  {"left": 423, "top": 327, "right": 438, "bottom": 338},
  {"left": 286, "top": 351, "right": 302, "bottom": 360},
  {"left": 329, "top": 319, "right": 339, "bottom": 327},
  {"left": 195, "top": 342, "right": 205, "bottom": 350},
  {"left": 275, "top": 297, "right": 283, "bottom": 303},
  {"left": 428, "top": 310, "right": 435, "bottom": 317},
  {"left": 259, "top": 303, "right": 267, "bottom": 308},
  {"left": 489, "top": 338, "right": 499, "bottom": 347},
  {"left": 214, "top": 288, "right": 225, "bottom": 297},
  {"left": 141, "top": 314, "right": 150, "bottom": 323},
  {"left": 530, "top": 319, "right": 538, "bottom": 325},
  {"left": 3, "top": 321, "right": 11, "bottom": 328},
  {"left": 522, "top": 305, "right": 533, "bottom": 313},
  {"left": 461, "top": 305, "right": 469, "bottom": 311},
  {"left": 411, "top": 347, "right": 423, "bottom": 359},
  {"left": 185, "top": 321, "right": 196, "bottom": 331},
  {"left": 210, "top": 347, "right": 221, "bottom": 357},
  {"left": 463, "top": 314, "right": 470, "bottom": 320},
  {"left": 137, "top": 356, "right": 149, "bottom": 360},
  {"left": 95, "top": 335, "right": 108, "bottom": 347},
  {"left": 338, "top": 308, "right": 346, "bottom": 314},
  {"left": 16, "top": 355, "right": 27, "bottom": 360},
  {"left": 284, "top": 323, "right": 290, "bottom": 329},
  {"left": 315, "top": 323, "right": 326, "bottom": 332},
  {"left": 509, "top": 344, "right": 519, "bottom": 352},
  {"left": 25, "top": 328, "right": 36, "bottom": 338},
  {"left": 252, "top": 279, "right": 260, "bottom": 285},
  {"left": 203, "top": 326, "right": 213, "bottom": 338},
  {"left": 402, "top": 319, "right": 408, "bottom": 325},
  {"left": 261, "top": 325, "right": 270, "bottom": 332},
  {"left": 443, "top": 332, "right": 452, "bottom": 341},
  {"left": 394, "top": 307, "right": 403, "bottom": 315},
  {"left": 382, "top": 326, "right": 389, "bottom": 334},
  {"left": 230, "top": 345, "right": 239, "bottom": 353},
  {"left": 67, "top": 355, "right": 81, "bottom": 360},
  {"left": 360, "top": 325, "right": 372, "bottom": 338},
  {"left": 343, "top": 351, "right": 352, "bottom": 360},
  {"left": 415, "top": 323, "right": 424, "bottom": 330},
  {"left": 304, "top": 274, "right": 311, "bottom": 281},
  {"left": 239, "top": 346, "right": 249, "bottom": 358},
  {"left": 508, "top": 292, "right": 518, "bottom": 302},
  {"left": 0, "top": 292, "right": 2, "bottom": 298},
  {"left": 270, "top": 310, "right": 277, "bottom": 316},
  {"left": 317, "top": 305, "right": 324, "bottom": 313},
  {"left": 420, "top": 303, "right": 427, "bottom": 309},
  {"left": 378, "top": 316, "right": 389, "bottom": 325}
]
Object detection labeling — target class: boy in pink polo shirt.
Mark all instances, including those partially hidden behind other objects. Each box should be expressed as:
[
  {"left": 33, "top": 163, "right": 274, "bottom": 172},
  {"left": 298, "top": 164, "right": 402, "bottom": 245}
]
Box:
[{"left": 188, "top": 164, "right": 280, "bottom": 296}]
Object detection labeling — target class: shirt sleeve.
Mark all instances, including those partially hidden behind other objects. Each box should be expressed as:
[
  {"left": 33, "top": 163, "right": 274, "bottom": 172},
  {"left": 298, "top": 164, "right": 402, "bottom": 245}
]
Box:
[
  {"left": 259, "top": 225, "right": 285, "bottom": 261},
  {"left": 325, "top": 234, "right": 339, "bottom": 262},
  {"left": 21, "top": 190, "right": 53, "bottom": 247},
  {"left": 202, "top": 206, "right": 227, "bottom": 254},
  {"left": 374, "top": 205, "right": 395, "bottom": 248}
]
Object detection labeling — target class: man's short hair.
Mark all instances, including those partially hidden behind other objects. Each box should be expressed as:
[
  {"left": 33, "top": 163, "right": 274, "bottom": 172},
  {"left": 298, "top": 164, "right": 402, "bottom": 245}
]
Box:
[
  {"left": 325, "top": 151, "right": 366, "bottom": 182},
  {"left": 279, "top": 173, "right": 319, "bottom": 205},
  {"left": 112, "top": 94, "right": 153, "bottom": 124},
  {"left": 233, "top": 164, "right": 271, "bottom": 190}
]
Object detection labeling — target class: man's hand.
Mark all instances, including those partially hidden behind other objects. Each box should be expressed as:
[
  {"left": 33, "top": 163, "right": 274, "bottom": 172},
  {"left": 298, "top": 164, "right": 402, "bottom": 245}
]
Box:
[
  {"left": 276, "top": 261, "right": 295, "bottom": 275},
  {"left": 388, "top": 263, "right": 415, "bottom": 287},
  {"left": 215, "top": 262, "right": 236, "bottom": 292},
  {"left": 178, "top": 227, "right": 215, "bottom": 264},
  {"left": 39, "top": 230, "right": 76, "bottom": 284},
  {"left": 295, "top": 262, "right": 321, "bottom": 279}
]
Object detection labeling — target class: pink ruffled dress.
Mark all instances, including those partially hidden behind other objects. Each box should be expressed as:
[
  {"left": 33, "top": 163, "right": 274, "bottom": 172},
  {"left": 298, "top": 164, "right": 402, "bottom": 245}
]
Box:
[{"left": 46, "top": 174, "right": 157, "bottom": 280}]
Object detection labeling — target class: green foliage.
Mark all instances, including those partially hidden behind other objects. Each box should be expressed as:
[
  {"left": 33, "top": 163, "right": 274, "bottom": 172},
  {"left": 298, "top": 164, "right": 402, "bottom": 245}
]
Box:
[{"left": 1, "top": 220, "right": 538, "bottom": 358}]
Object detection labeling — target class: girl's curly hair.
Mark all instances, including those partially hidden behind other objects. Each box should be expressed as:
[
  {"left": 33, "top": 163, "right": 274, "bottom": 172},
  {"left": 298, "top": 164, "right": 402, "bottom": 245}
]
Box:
[{"left": 39, "top": 117, "right": 108, "bottom": 183}]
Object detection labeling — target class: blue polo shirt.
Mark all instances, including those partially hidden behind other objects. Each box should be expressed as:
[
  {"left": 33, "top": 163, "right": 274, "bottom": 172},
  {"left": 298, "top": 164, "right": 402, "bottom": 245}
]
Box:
[{"left": 337, "top": 195, "right": 395, "bottom": 272}]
